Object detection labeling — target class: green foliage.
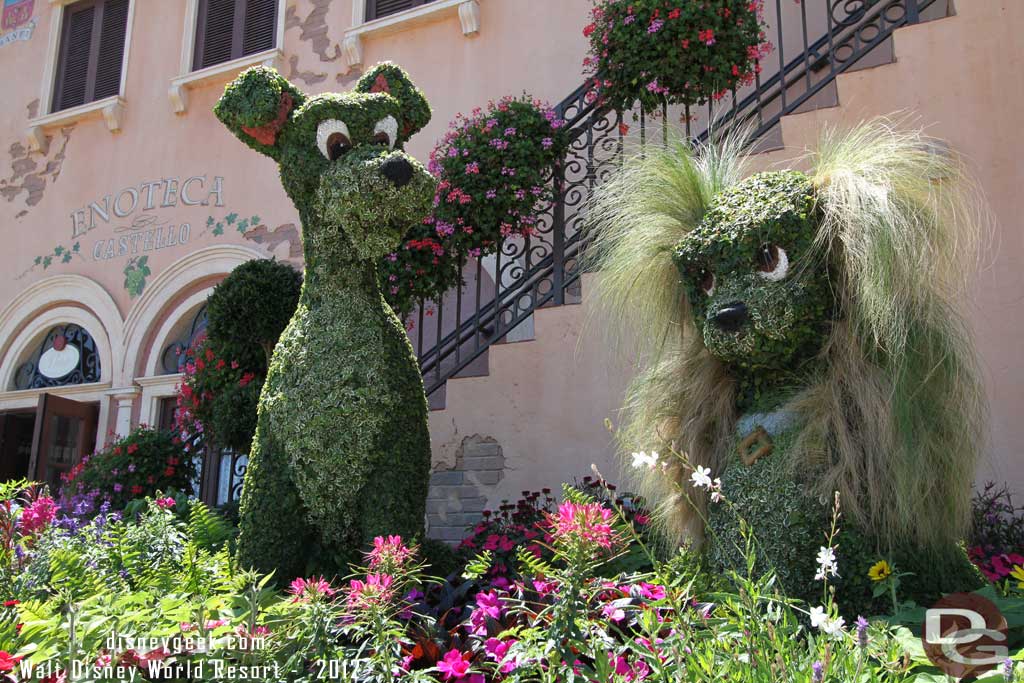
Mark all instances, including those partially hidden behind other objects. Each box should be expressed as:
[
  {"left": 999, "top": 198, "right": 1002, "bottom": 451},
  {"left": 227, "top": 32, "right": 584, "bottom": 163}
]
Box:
[
  {"left": 583, "top": 0, "right": 769, "bottom": 111},
  {"left": 216, "top": 63, "right": 434, "bottom": 580},
  {"left": 175, "top": 258, "right": 302, "bottom": 451},
  {"left": 206, "top": 258, "right": 302, "bottom": 363},
  {"left": 62, "top": 427, "right": 194, "bottom": 511}
]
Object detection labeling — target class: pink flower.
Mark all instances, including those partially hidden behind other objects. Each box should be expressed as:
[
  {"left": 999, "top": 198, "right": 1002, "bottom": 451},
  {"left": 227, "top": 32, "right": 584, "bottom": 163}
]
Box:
[
  {"left": 484, "top": 637, "right": 520, "bottom": 673},
  {"left": 19, "top": 497, "right": 57, "bottom": 535},
  {"left": 548, "top": 502, "right": 619, "bottom": 550},
  {"left": 602, "top": 603, "right": 626, "bottom": 623},
  {"left": 347, "top": 573, "right": 394, "bottom": 610},
  {"left": 154, "top": 497, "right": 176, "bottom": 510},
  {"left": 366, "top": 535, "right": 413, "bottom": 571},
  {"left": 468, "top": 589, "right": 504, "bottom": 635},
  {"left": 288, "top": 576, "right": 336, "bottom": 602},
  {"left": 436, "top": 649, "right": 472, "bottom": 680},
  {"left": 637, "top": 582, "right": 666, "bottom": 601}
]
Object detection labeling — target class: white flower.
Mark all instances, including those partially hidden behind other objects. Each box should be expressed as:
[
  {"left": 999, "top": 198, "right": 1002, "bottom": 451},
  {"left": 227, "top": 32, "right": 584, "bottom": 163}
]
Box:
[
  {"left": 810, "top": 606, "right": 846, "bottom": 637},
  {"left": 631, "top": 451, "right": 660, "bottom": 470},
  {"left": 822, "top": 616, "right": 846, "bottom": 637},
  {"left": 710, "top": 478, "right": 723, "bottom": 503},
  {"left": 690, "top": 466, "right": 713, "bottom": 490},
  {"left": 814, "top": 546, "right": 839, "bottom": 581}
]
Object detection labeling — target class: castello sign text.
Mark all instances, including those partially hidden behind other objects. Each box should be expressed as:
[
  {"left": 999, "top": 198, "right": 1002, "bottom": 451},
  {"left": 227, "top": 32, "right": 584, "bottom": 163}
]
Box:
[{"left": 69, "top": 175, "right": 225, "bottom": 261}]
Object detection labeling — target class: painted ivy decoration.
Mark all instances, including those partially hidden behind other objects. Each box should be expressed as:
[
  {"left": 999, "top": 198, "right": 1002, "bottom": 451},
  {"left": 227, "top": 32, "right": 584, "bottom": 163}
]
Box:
[{"left": 583, "top": 0, "right": 771, "bottom": 111}]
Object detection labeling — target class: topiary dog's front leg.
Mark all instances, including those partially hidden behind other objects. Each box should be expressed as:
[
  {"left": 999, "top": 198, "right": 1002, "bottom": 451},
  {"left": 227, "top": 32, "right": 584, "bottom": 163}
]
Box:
[{"left": 235, "top": 424, "right": 316, "bottom": 578}]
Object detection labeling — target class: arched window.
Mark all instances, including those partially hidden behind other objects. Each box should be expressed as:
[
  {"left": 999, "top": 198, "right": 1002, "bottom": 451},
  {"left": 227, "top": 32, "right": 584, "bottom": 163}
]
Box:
[
  {"left": 158, "top": 305, "right": 208, "bottom": 375},
  {"left": 12, "top": 324, "right": 101, "bottom": 390}
]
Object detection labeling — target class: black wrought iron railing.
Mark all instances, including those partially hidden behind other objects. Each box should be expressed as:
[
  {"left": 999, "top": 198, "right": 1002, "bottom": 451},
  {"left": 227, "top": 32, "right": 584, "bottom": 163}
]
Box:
[{"left": 413, "top": 0, "right": 946, "bottom": 401}]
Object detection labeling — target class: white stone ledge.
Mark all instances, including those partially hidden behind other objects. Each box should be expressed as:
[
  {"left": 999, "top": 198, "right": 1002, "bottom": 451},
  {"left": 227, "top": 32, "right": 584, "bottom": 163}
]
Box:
[
  {"left": 343, "top": 0, "right": 480, "bottom": 69},
  {"left": 169, "top": 48, "right": 284, "bottom": 115},
  {"left": 26, "top": 96, "right": 125, "bottom": 152}
]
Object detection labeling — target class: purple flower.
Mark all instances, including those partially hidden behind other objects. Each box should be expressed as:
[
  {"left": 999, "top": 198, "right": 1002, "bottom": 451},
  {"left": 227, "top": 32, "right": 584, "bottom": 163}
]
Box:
[
  {"left": 541, "top": 137, "right": 554, "bottom": 149},
  {"left": 856, "top": 616, "right": 869, "bottom": 649},
  {"left": 648, "top": 19, "right": 664, "bottom": 33},
  {"left": 486, "top": 189, "right": 497, "bottom": 199},
  {"left": 812, "top": 661, "right": 824, "bottom": 683},
  {"left": 504, "top": 127, "right": 517, "bottom": 136}
]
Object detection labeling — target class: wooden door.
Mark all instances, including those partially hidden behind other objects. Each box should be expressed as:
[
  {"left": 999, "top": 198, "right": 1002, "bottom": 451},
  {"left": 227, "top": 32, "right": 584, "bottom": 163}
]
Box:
[
  {"left": 0, "top": 412, "right": 36, "bottom": 482},
  {"left": 27, "top": 395, "right": 99, "bottom": 493}
]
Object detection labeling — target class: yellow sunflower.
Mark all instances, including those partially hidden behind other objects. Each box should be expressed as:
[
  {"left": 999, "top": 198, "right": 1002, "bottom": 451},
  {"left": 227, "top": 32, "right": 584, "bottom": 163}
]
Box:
[
  {"left": 1010, "top": 564, "right": 1024, "bottom": 590},
  {"left": 868, "top": 560, "right": 892, "bottom": 582}
]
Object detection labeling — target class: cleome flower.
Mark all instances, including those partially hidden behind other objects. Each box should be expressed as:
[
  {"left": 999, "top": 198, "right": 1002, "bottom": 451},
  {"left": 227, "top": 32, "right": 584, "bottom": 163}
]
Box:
[
  {"left": 548, "top": 501, "right": 619, "bottom": 551},
  {"left": 288, "top": 576, "right": 336, "bottom": 603},
  {"left": 365, "top": 535, "right": 414, "bottom": 572},
  {"left": 347, "top": 573, "right": 395, "bottom": 610}
]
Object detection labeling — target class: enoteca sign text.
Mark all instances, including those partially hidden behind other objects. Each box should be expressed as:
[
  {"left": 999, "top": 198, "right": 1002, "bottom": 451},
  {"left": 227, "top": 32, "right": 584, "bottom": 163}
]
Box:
[{"left": 70, "top": 175, "right": 225, "bottom": 261}]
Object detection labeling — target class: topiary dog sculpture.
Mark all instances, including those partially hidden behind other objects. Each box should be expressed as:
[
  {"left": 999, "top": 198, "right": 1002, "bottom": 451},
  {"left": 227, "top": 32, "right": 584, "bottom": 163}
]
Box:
[
  {"left": 215, "top": 63, "right": 435, "bottom": 578},
  {"left": 591, "top": 121, "right": 986, "bottom": 613}
]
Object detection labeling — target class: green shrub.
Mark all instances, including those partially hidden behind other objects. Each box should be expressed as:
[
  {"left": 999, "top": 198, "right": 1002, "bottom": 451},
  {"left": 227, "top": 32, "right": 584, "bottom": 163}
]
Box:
[{"left": 205, "top": 258, "right": 302, "bottom": 364}]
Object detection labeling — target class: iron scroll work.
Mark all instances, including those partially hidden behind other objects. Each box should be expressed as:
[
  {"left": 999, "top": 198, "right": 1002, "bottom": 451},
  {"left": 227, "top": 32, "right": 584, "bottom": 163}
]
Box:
[{"left": 13, "top": 324, "right": 101, "bottom": 390}]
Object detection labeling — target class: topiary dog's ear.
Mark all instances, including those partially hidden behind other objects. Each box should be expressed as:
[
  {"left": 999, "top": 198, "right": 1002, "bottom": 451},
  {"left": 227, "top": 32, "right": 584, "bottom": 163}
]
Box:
[
  {"left": 215, "top": 66, "right": 307, "bottom": 161},
  {"left": 355, "top": 62, "right": 431, "bottom": 144}
]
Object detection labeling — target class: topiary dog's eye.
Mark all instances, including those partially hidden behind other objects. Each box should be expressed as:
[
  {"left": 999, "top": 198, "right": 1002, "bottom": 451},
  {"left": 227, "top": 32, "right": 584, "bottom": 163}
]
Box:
[
  {"left": 373, "top": 116, "right": 398, "bottom": 150},
  {"left": 317, "top": 120, "right": 351, "bottom": 161},
  {"left": 756, "top": 244, "right": 789, "bottom": 281},
  {"left": 698, "top": 268, "right": 715, "bottom": 296}
]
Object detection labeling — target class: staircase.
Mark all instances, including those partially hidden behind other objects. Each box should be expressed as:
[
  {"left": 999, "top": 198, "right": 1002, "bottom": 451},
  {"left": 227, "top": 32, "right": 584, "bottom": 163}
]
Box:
[{"left": 413, "top": 0, "right": 950, "bottom": 405}]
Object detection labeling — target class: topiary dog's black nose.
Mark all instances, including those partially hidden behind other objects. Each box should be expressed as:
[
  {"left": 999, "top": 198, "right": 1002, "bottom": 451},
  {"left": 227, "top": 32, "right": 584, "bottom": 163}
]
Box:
[
  {"left": 381, "top": 157, "right": 414, "bottom": 188},
  {"left": 714, "top": 302, "right": 748, "bottom": 332}
]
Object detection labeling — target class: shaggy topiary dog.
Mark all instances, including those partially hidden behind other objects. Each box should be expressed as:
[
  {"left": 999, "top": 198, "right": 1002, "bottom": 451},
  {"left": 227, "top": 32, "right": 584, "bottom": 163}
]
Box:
[
  {"left": 590, "top": 120, "right": 986, "bottom": 613},
  {"left": 214, "top": 63, "right": 434, "bottom": 578}
]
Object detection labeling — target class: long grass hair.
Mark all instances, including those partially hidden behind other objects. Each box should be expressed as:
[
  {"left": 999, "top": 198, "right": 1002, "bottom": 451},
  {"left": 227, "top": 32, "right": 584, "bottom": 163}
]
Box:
[{"left": 588, "top": 118, "right": 987, "bottom": 553}]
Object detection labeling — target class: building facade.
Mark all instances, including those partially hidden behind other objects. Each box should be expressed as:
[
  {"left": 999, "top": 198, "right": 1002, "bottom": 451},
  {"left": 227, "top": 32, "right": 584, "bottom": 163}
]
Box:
[{"left": 0, "top": 1, "right": 1021, "bottom": 535}]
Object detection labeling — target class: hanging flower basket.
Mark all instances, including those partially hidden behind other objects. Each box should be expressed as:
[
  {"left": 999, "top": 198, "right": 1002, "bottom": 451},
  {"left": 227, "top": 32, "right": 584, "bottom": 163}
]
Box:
[
  {"left": 381, "top": 96, "right": 567, "bottom": 319},
  {"left": 583, "top": 0, "right": 772, "bottom": 112}
]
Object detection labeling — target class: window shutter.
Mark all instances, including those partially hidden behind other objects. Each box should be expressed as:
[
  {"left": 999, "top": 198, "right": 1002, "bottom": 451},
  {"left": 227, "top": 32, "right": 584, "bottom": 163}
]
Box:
[
  {"left": 367, "top": 0, "right": 433, "bottom": 22},
  {"left": 242, "top": 0, "right": 276, "bottom": 56},
  {"left": 54, "top": 4, "right": 96, "bottom": 111},
  {"left": 93, "top": 0, "right": 129, "bottom": 100},
  {"left": 195, "top": 0, "right": 237, "bottom": 70},
  {"left": 52, "top": 0, "right": 130, "bottom": 114}
]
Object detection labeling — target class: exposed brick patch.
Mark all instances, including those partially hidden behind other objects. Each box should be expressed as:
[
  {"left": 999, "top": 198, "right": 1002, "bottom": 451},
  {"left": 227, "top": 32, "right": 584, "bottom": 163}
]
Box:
[
  {"left": 1, "top": 124, "right": 73, "bottom": 211},
  {"left": 285, "top": 0, "right": 342, "bottom": 63},
  {"left": 287, "top": 54, "right": 327, "bottom": 86},
  {"left": 336, "top": 67, "right": 363, "bottom": 87},
  {"left": 426, "top": 435, "right": 505, "bottom": 545},
  {"left": 243, "top": 222, "right": 303, "bottom": 261}
]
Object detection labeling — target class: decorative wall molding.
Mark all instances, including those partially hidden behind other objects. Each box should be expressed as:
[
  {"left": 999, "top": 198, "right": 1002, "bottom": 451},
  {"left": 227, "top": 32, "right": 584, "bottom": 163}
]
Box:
[
  {"left": 144, "top": 289, "right": 212, "bottom": 376},
  {"left": 136, "top": 373, "right": 183, "bottom": 428},
  {"left": 27, "top": 96, "right": 125, "bottom": 152}
]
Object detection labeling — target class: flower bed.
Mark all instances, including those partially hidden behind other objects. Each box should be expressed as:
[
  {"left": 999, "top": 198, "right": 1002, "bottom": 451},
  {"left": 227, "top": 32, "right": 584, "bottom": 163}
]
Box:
[{"left": 0, "top": 479, "right": 1020, "bottom": 682}]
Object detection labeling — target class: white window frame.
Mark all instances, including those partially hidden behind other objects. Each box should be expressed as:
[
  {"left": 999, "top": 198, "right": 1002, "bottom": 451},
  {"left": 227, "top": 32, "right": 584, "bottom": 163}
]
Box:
[
  {"left": 342, "top": 0, "right": 480, "bottom": 69},
  {"left": 25, "top": 0, "right": 137, "bottom": 152},
  {"left": 168, "top": 0, "right": 286, "bottom": 115}
]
